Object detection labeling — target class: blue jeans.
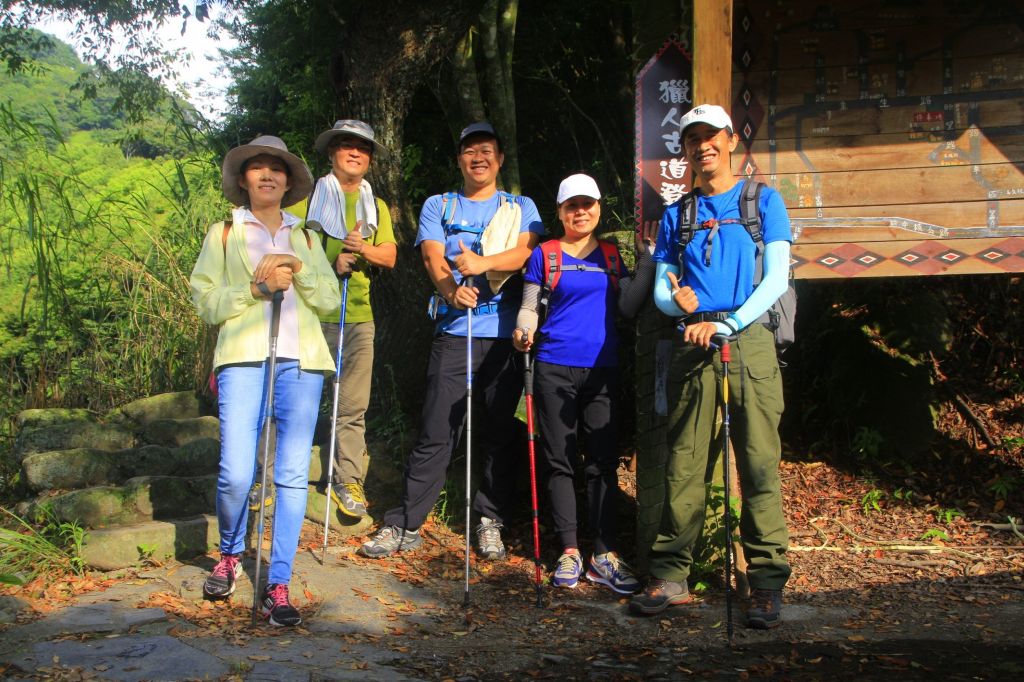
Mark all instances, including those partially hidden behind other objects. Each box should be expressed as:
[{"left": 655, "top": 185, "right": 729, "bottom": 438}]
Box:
[{"left": 216, "top": 360, "right": 323, "bottom": 585}]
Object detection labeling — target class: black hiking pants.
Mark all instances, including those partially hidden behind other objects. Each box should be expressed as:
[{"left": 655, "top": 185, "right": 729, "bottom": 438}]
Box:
[{"left": 383, "top": 334, "right": 523, "bottom": 532}]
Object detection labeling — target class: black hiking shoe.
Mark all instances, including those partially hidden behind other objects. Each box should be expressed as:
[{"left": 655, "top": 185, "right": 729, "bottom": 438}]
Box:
[
  {"left": 628, "top": 578, "right": 692, "bottom": 616},
  {"left": 203, "top": 554, "right": 242, "bottom": 598},
  {"left": 359, "top": 525, "right": 422, "bottom": 558},
  {"left": 747, "top": 588, "right": 782, "bottom": 629},
  {"left": 261, "top": 583, "right": 302, "bottom": 627}
]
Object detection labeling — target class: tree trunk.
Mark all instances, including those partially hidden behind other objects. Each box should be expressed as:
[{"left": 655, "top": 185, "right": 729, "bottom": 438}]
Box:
[
  {"left": 326, "top": 1, "right": 485, "bottom": 411},
  {"left": 452, "top": 30, "right": 487, "bottom": 125},
  {"left": 480, "top": 0, "right": 520, "bottom": 193}
]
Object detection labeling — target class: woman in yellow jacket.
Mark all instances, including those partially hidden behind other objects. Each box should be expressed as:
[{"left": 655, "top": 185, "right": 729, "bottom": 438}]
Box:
[{"left": 190, "top": 136, "right": 340, "bottom": 626}]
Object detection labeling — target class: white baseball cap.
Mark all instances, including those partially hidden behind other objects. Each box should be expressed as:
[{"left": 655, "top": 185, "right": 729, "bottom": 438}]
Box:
[
  {"left": 556, "top": 173, "right": 602, "bottom": 205},
  {"left": 679, "top": 104, "right": 734, "bottom": 135}
]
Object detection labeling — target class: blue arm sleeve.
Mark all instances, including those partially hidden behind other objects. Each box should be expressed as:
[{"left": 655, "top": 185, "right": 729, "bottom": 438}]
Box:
[
  {"left": 653, "top": 262, "right": 685, "bottom": 317},
  {"left": 731, "top": 240, "right": 790, "bottom": 329}
]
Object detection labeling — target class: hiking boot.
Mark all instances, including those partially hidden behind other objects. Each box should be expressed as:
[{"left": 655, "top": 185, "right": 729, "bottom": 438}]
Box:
[
  {"left": 628, "top": 578, "right": 692, "bottom": 615},
  {"left": 747, "top": 588, "right": 783, "bottom": 629},
  {"left": 586, "top": 552, "right": 641, "bottom": 595},
  {"left": 203, "top": 554, "right": 242, "bottom": 598},
  {"left": 552, "top": 550, "right": 583, "bottom": 589},
  {"left": 330, "top": 482, "right": 368, "bottom": 518},
  {"left": 248, "top": 480, "right": 275, "bottom": 512},
  {"left": 261, "top": 583, "right": 301, "bottom": 627},
  {"left": 475, "top": 517, "right": 506, "bottom": 560},
  {"left": 359, "top": 525, "right": 422, "bottom": 558}
]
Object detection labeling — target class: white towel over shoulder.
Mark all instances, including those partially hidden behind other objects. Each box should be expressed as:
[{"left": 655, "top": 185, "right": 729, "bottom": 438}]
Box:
[
  {"left": 479, "top": 197, "right": 522, "bottom": 294},
  {"left": 306, "top": 174, "right": 377, "bottom": 240}
]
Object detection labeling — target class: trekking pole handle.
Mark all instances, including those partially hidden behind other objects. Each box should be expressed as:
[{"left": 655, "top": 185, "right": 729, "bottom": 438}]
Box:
[
  {"left": 270, "top": 290, "right": 284, "bottom": 338},
  {"left": 522, "top": 351, "right": 533, "bottom": 394},
  {"left": 710, "top": 333, "right": 737, "bottom": 362}
]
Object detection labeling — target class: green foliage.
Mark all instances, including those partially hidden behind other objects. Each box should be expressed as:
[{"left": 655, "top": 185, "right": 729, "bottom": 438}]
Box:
[
  {"left": 935, "top": 507, "right": 964, "bottom": 524},
  {"left": 851, "top": 426, "right": 884, "bottom": 461},
  {"left": 860, "top": 488, "right": 886, "bottom": 515},
  {"left": 920, "top": 528, "right": 949, "bottom": 542},
  {"left": 0, "top": 505, "right": 83, "bottom": 583},
  {"left": 892, "top": 487, "right": 914, "bottom": 503},
  {"left": 690, "top": 483, "right": 740, "bottom": 581},
  {"left": 987, "top": 475, "right": 1017, "bottom": 501}
]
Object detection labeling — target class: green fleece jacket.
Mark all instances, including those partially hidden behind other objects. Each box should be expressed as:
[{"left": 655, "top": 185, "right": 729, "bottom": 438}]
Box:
[{"left": 190, "top": 219, "right": 341, "bottom": 372}]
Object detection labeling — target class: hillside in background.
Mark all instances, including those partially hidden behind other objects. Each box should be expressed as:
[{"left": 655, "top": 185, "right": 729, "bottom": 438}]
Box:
[{"left": 0, "top": 29, "right": 225, "bottom": 472}]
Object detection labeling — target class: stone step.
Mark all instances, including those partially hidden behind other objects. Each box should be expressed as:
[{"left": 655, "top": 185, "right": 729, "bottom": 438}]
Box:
[
  {"left": 80, "top": 514, "right": 220, "bottom": 571},
  {"left": 22, "top": 439, "right": 220, "bottom": 492},
  {"left": 105, "top": 391, "right": 202, "bottom": 425},
  {"left": 13, "top": 413, "right": 136, "bottom": 464},
  {"left": 304, "top": 484, "right": 373, "bottom": 537},
  {"left": 140, "top": 416, "right": 220, "bottom": 448},
  {"left": 43, "top": 475, "right": 217, "bottom": 528}
]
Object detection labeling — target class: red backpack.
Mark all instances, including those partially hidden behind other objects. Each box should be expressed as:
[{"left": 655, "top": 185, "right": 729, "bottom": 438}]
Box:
[{"left": 538, "top": 238, "right": 621, "bottom": 316}]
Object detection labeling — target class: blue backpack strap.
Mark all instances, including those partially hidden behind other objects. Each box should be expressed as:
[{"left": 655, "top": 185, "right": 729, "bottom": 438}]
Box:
[{"left": 440, "top": 191, "right": 459, "bottom": 235}]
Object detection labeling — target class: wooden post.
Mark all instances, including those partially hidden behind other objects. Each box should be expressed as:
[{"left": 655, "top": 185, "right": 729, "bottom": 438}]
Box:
[{"left": 692, "top": 0, "right": 732, "bottom": 107}]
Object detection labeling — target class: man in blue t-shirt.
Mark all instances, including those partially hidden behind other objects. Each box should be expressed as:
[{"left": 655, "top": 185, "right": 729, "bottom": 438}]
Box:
[
  {"left": 360, "top": 122, "right": 544, "bottom": 560},
  {"left": 628, "top": 105, "right": 792, "bottom": 629}
]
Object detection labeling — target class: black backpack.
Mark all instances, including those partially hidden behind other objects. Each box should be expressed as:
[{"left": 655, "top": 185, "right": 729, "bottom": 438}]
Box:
[{"left": 677, "top": 180, "right": 796, "bottom": 352}]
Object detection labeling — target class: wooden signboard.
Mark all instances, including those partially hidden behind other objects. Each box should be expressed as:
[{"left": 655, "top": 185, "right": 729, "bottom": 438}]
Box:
[
  {"left": 635, "top": 38, "right": 695, "bottom": 234},
  {"left": 731, "top": 0, "right": 1024, "bottom": 278}
]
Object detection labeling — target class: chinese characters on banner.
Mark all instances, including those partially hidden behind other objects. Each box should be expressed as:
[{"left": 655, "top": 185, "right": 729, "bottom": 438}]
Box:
[{"left": 635, "top": 38, "right": 693, "bottom": 236}]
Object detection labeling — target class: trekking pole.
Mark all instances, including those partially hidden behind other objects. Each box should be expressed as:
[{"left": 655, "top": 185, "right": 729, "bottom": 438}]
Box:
[
  {"left": 320, "top": 276, "right": 350, "bottom": 564},
  {"left": 252, "top": 290, "right": 284, "bottom": 625},
  {"left": 711, "top": 332, "right": 737, "bottom": 644},
  {"left": 463, "top": 311, "right": 473, "bottom": 609},
  {"left": 522, "top": 350, "right": 544, "bottom": 608}
]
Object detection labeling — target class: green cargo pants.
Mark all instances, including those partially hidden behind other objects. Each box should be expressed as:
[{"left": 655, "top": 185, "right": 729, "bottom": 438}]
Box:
[{"left": 648, "top": 323, "right": 791, "bottom": 590}]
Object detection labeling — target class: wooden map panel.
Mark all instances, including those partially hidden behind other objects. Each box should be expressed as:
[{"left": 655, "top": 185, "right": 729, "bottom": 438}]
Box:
[{"left": 732, "top": 0, "right": 1024, "bottom": 278}]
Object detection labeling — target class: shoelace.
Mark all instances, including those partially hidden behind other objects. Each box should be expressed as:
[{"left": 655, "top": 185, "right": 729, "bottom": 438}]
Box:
[
  {"left": 210, "top": 556, "right": 239, "bottom": 578},
  {"left": 265, "top": 584, "right": 290, "bottom": 608},
  {"left": 343, "top": 483, "right": 366, "bottom": 504},
  {"left": 556, "top": 553, "right": 580, "bottom": 573},
  {"left": 478, "top": 526, "right": 502, "bottom": 548}
]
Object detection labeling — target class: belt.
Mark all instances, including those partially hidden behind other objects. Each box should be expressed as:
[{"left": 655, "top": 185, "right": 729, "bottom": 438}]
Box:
[
  {"left": 684, "top": 311, "right": 732, "bottom": 324},
  {"left": 437, "top": 300, "right": 502, "bottom": 317}
]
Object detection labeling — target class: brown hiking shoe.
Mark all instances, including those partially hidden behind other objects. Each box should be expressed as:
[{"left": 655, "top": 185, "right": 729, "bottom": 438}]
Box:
[
  {"left": 628, "top": 578, "right": 692, "bottom": 615},
  {"left": 747, "top": 588, "right": 783, "bottom": 629}
]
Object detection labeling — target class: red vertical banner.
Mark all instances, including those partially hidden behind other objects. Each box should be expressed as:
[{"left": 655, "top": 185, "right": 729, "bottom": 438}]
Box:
[{"left": 634, "top": 38, "right": 694, "bottom": 235}]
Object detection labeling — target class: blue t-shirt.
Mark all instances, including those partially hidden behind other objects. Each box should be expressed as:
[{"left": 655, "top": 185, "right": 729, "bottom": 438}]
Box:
[
  {"left": 416, "top": 191, "right": 544, "bottom": 338},
  {"left": 652, "top": 180, "right": 792, "bottom": 313},
  {"left": 525, "top": 243, "right": 627, "bottom": 368}
]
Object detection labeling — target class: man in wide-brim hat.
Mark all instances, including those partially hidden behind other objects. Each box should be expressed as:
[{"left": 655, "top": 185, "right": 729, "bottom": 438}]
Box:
[{"left": 307, "top": 119, "right": 397, "bottom": 521}]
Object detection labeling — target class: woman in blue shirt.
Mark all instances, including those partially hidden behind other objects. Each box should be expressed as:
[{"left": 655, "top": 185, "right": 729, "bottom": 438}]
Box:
[{"left": 513, "top": 174, "right": 663, "bottom": 594}]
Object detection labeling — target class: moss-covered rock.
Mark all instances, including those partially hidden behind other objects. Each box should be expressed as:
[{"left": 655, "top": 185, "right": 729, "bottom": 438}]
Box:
[
  {"left": 140, "top": 417, "right": 220, "bottom": 448},
  {"left": 80, "top": 515, "right": 219, "bottom": 571},
  {"left": 22, "top": 439, "right": 220, "bottom": 492},
  {"left": 13, "top": 418, "right": 136, "bottom": 464},
  {"left": 107, "top": 392, "right": 202, "bottom": 425},
  {"left": 43, "top": 475, "right": 216, "bottom": 528}
]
